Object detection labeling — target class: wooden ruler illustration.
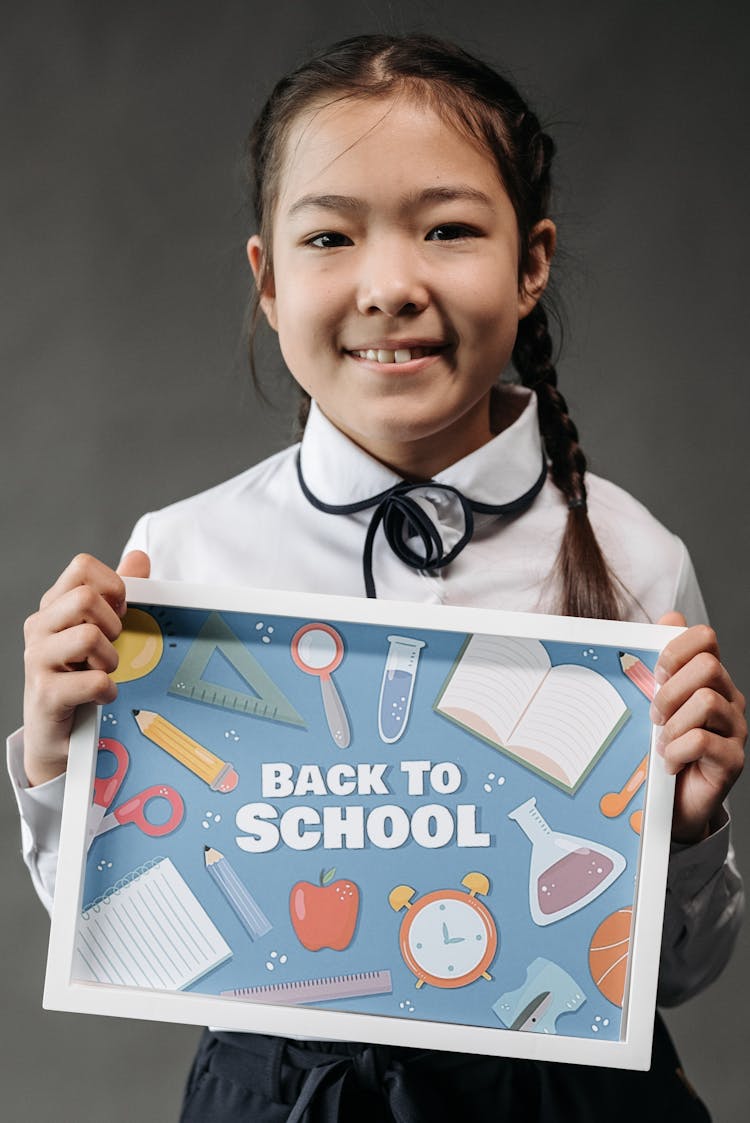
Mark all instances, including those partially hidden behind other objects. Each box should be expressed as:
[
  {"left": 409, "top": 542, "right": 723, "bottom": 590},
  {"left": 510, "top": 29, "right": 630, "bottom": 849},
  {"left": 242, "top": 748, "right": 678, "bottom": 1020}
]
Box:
[
  {"left": 168, "top": 612, "right": 306, "bottom": 727},
  {"left": 221, "top": 969, "right": 393, "bottom": 1005}
]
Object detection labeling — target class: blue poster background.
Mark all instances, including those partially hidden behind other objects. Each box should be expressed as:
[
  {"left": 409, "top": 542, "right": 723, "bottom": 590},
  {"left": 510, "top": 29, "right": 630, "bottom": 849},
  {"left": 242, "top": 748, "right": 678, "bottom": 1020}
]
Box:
[{"left": 80, "top": 602, "right": 658, "bottom": 1043}]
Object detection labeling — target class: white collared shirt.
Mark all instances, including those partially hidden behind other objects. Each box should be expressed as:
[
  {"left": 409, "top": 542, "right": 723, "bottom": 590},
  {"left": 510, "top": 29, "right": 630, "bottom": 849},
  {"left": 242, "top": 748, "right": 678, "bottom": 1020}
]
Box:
[{"left": 7, "top": 388, "right": 742, "bottom": 1006}]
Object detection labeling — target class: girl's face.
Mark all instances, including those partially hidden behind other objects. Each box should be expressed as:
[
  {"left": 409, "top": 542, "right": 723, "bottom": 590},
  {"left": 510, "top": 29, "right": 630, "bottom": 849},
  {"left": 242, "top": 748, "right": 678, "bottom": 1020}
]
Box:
[{"left": 248, "top": 94, "right": 554, "bottom": 478}]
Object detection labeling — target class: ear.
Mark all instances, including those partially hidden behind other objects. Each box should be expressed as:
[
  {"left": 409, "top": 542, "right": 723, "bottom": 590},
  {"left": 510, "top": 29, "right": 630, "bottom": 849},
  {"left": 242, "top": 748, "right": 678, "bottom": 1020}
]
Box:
[
  {"left": 518, "top": 219, "right": 556, "bottom": 319},
  {"left": 247, "top": 235, "right": 278, "bottom": 332}
]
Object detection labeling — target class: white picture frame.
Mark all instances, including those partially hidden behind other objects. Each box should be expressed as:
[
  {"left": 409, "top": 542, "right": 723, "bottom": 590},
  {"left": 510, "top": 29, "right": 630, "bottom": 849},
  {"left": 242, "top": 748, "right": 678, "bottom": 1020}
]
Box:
[{"left": 44, "top": 576, "right": 678, "bottom": 1069}]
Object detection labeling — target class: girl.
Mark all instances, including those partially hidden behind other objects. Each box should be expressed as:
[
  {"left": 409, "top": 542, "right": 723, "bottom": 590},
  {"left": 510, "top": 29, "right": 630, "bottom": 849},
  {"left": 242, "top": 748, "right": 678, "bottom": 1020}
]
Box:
[{"left": 13, "top": 33, "right": 745, "bottom": 1123}]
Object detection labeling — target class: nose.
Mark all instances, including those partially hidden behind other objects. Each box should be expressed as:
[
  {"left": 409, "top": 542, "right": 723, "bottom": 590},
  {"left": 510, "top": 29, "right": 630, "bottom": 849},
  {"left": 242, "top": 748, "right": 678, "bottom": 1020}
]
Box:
[{"left": 355, "top": 240, "right": 429, "bottom": 317}]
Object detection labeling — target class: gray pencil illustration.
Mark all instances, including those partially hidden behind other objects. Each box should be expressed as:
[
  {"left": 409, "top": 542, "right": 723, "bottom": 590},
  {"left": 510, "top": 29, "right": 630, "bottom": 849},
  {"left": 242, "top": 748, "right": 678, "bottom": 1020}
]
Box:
[{"left": 204, "top": 846, "right": 272, "bottom": 940}]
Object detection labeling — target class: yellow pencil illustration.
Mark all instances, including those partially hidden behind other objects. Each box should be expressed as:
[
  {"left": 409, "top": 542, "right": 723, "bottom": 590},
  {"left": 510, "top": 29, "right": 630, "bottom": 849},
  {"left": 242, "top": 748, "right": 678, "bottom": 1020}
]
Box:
[{"left": 132, "top": 710, "right": 239, "bottom": 792}]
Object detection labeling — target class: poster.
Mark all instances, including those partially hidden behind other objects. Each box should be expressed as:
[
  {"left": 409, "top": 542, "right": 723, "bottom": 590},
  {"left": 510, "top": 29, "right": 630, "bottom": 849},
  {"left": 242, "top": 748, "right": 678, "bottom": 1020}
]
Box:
[{"left": 45, "top": 578, "right": 677, "bottom": 1069}]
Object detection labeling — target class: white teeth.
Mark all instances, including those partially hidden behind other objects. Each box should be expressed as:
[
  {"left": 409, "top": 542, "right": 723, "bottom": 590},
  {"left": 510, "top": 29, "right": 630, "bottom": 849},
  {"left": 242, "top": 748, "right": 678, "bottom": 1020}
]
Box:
[{"left": 354, "top": 348, "right": 417, "bottom": 363}]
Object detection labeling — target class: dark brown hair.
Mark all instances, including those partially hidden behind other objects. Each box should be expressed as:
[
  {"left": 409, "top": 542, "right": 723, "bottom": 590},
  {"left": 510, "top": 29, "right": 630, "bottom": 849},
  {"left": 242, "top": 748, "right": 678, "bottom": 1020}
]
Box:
[{"left": 243, "top": 33, "right": 624, "bottom": 620}]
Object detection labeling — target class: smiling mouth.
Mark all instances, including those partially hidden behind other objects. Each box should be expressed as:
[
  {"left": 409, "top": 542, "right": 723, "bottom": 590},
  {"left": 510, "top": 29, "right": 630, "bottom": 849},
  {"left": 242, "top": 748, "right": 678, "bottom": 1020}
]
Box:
[{"left": 348, "top": 346, "right": 444, "bottom": 364}]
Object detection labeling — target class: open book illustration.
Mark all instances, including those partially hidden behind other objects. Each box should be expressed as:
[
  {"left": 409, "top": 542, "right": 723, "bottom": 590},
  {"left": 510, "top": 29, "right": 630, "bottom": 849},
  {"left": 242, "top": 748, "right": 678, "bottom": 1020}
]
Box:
[{"left": 434, "top": 635, "right": 630, "bottom": 793}]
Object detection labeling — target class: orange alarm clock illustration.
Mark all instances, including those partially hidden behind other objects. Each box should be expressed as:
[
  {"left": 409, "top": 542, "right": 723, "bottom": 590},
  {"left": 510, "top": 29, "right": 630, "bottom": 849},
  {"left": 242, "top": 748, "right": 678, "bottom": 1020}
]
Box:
[{"left": 389, "top": 872, "right": 498, "bottom": 989}]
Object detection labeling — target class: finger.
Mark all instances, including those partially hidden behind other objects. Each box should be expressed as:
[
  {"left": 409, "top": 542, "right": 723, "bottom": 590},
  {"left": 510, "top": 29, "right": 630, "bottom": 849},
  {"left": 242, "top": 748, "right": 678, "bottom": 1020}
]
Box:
[
  {"left": 39, "top": 554, "right": 126, "bottom": 615},
  {"left": 117, "top": 550, "right": 151, "bottom": 579},
  {"left": 657, "top": 611, "right": 687, "bottom": 628},
  {"left": 655, "top": 624, "right": 720, "bottom": 683},
  {"left": 30, "top": 667, "right": 119, "bottom": 713},
  {"left": 30, "top": 584, "right": 124, "bottom": 644},
  {"left": 650, "top": 651, "right": 740, "bottom": 723},
  {"left": 40, "top": 624, "right": 121, "bottom": 675},
  {"left": 661, "top": 727, "right": 745, "bottom": 789},
  {"left": 657, "top": 687, "right": 740, "bottom": 746}
]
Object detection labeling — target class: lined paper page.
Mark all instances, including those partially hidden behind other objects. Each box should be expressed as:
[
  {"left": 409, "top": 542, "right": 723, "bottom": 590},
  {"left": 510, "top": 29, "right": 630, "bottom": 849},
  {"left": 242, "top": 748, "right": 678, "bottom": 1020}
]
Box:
[
  {"left": 74, "top": 858, "right": 231, "bottom": 990},
  {"left": 436, "top": 635, "right": 550, "bottom": 743},
  {"left": 513, "top": 664, "right": 628, "bottom": 784}
]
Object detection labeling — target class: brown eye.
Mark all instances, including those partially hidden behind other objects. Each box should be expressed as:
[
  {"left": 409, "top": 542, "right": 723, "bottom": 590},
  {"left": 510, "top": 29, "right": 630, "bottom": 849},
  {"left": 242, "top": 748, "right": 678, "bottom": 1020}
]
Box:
[
  {"left": 427, "top": 224, "right": 479, "bottom": 241},
  {"left": 307, "top": 232, "right": 353, "bottom": 248}
]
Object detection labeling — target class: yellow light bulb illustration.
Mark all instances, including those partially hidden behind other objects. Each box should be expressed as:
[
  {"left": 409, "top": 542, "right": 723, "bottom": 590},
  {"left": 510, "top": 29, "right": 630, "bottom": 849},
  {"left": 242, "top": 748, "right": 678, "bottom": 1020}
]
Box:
[{"left": 111, "top": 608, "right": 164, "bottom": 683}]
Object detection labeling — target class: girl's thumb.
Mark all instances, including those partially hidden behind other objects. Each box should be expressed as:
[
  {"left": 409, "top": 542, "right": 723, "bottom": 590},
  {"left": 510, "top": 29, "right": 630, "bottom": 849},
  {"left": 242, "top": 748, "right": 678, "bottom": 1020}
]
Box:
[
  {"left": 657, "top": 611, "right": 687, "bottom": 627},
  {"left": 117, "top": 550, "right": 151, "bottom": 579}
]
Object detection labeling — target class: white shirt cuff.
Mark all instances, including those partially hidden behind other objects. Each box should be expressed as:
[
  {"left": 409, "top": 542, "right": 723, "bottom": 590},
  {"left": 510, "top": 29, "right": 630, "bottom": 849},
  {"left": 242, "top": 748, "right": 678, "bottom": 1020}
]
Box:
[
  {"left": 6, "top": 727, "right": 66, "bottom": 851},
  {"left": 659, "top": 803, "right": 742, "bottom": 1006},
  {"left": 7, "top": 727, "right": 64, "bottom": 914},
  {"left": 667, "top": 804, "right": 730, "bottom": 899}
]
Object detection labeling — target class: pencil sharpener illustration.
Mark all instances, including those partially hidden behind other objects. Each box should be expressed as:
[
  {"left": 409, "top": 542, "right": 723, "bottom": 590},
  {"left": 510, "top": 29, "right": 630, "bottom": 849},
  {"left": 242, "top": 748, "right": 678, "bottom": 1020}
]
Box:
[{"left": 492, "top": 957, "right": 586, "bottom": 1033}]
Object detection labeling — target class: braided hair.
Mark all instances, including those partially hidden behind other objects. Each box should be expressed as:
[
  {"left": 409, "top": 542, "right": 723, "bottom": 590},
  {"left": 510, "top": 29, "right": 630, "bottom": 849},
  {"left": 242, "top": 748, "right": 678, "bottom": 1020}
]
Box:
[{"left": 244, "top": 34, "right": 624, "bottom": 620}]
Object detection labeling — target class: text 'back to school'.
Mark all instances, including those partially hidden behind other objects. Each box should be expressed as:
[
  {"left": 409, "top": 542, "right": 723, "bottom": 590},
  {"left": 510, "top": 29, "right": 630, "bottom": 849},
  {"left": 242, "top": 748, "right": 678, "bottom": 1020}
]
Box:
[{"left": 235, "top": 759, "right": 492, "bottom": 852}]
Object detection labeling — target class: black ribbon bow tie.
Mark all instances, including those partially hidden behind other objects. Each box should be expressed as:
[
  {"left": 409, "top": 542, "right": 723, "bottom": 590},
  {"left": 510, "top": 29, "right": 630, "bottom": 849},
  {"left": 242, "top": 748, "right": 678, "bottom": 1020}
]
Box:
[{"left": 296, "top": 451, "right": 548, "bottom": 598}]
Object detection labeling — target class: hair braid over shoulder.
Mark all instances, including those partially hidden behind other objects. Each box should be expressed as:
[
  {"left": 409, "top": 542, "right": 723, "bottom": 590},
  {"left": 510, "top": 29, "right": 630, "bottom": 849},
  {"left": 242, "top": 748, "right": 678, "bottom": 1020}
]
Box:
[
  {"left": 508, "top": 112, "right": 624, "bottom": 618},
  {"left": 513, "top": 304, "right": 624, "bottom": 619}
]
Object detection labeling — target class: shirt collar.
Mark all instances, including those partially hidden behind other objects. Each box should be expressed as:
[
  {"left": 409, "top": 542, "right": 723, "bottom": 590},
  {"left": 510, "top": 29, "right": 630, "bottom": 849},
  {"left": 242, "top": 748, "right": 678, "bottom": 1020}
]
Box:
[{"left": 298, "top": 387, "right": 545, "bottom": 506}]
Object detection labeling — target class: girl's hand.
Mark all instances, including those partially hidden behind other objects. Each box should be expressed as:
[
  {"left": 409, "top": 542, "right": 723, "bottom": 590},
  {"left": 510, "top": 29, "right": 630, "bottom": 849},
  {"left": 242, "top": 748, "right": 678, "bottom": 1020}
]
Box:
[
  {"left": 653, "top": 613, "right": 746, "bottom": 844},
  {"left": 22, "top": 550, "right": 151, "bottom": 787}
]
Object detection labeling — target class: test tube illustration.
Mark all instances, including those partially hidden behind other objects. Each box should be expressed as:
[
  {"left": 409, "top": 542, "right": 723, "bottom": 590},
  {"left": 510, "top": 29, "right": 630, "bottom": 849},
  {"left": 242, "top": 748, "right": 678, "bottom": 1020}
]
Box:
[
  {"left": 378, "top": 635, "right": 426, "bottom": 743},
  {"left": 132, "top": 710, "right": 239, "bottom": 792},
  {"left": 204, "top": 847, "right": 272, "bottom": 940}
]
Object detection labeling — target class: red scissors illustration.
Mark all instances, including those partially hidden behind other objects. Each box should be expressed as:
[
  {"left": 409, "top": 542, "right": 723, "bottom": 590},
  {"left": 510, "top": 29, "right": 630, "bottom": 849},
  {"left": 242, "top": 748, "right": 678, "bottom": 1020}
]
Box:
[{"left": 86, "top": 737, "right": 184, "bottom": 851}]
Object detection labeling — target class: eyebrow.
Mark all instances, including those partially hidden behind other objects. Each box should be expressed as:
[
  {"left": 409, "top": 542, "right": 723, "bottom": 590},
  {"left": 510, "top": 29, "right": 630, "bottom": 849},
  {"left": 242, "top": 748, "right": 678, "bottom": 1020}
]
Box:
[{"left": 286, "top": 185, "right": 494, "bottom": 218}]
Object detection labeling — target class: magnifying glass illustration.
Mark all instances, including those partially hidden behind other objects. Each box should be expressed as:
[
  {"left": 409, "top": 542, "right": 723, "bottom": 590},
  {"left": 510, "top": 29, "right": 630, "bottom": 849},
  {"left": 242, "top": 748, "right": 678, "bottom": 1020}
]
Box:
[{"left": 291, "top": 623, "right": 351, "bottom": 748}]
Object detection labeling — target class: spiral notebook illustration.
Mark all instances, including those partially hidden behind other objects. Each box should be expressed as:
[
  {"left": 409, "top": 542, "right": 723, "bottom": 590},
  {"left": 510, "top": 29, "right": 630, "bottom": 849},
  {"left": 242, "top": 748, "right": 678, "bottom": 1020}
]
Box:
[
  {"left": 73, "top": 857, "right": 232, "bottom": 990},
  {"left": 435, "top": 635, "right": 630, "bottom": 793}
]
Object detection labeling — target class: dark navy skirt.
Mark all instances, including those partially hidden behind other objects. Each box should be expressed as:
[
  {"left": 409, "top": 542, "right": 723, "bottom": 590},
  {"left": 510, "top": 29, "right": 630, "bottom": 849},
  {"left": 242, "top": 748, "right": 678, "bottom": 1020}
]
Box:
[{"left": 179, "top": 1014, "right": 710, "bottom": 1122}]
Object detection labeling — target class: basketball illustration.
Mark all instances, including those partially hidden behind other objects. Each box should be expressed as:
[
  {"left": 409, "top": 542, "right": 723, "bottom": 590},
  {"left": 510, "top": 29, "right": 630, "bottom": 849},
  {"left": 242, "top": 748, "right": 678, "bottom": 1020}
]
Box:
[{"left": 588, "top": 907, "right": 632, "bottom": 1007}]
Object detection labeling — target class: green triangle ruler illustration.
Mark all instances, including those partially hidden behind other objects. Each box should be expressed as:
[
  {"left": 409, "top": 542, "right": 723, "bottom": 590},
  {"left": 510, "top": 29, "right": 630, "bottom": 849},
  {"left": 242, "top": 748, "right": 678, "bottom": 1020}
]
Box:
[{"left": 168, "top": 612, "right": 306, "bottom": 727}]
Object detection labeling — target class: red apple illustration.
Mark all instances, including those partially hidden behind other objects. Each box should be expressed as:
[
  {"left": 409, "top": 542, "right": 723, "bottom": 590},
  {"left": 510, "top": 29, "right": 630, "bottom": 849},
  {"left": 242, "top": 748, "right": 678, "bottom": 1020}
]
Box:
[{"left": 289, "top": 868, "right": 360, "bottom": 951}]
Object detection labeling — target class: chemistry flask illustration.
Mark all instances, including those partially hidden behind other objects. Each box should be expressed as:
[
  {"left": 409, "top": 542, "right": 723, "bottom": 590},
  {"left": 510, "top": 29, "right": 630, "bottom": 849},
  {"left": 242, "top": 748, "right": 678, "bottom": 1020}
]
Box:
[
  {"left": 378, "top": 635, "right": 426, "bottom": 743},
  {"left": 509, "top": 798, "right": 625, "bottom": 925}
]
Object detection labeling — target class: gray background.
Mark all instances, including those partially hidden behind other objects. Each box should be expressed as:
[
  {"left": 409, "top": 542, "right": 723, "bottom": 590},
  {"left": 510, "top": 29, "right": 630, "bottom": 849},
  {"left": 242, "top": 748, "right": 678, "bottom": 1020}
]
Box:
[{"left": 1, "top": 1, "right": 747, "bottom": 1119}]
